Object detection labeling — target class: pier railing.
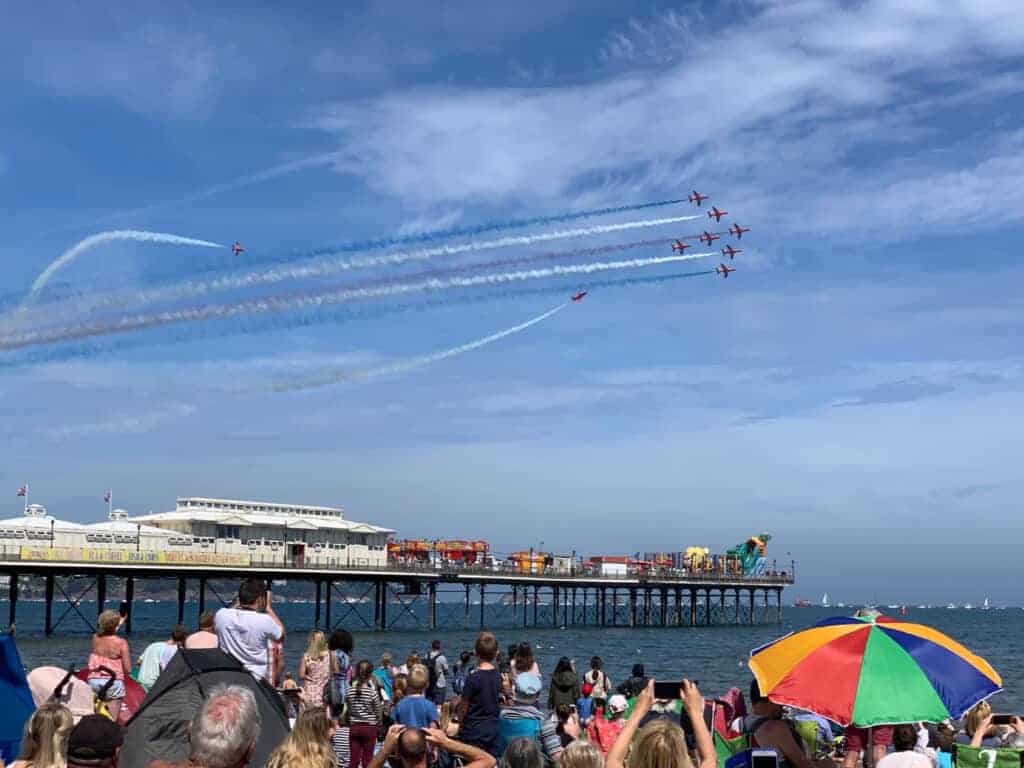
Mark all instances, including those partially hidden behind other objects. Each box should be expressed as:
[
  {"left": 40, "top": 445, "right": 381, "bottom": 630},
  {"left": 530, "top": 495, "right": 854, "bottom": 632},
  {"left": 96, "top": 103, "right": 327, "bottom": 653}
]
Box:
[{"left": 0, "top": 544, "right": 794, "bottom": 585}]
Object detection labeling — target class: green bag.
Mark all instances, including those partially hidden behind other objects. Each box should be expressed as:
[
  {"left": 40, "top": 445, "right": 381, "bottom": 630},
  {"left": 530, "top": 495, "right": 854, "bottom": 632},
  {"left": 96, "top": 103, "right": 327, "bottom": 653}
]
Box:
[{"left": 954, "top": 745, "right": 1023, "bottom": 768}]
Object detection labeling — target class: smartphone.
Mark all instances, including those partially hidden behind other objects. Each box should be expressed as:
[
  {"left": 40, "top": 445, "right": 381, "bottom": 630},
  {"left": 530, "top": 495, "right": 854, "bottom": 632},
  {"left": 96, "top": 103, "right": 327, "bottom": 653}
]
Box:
[
  {"left": 118, "top": 600, "right": 129, "bottom": 617},
  {"left": 751, "top": 749, "right": 780, "bottom": 768},
  {"left": 654, "top": 681, "right": 684, "bottom": 700},
  {"left": 992, "top": 714, "right": 1016, "bottom": 726}
]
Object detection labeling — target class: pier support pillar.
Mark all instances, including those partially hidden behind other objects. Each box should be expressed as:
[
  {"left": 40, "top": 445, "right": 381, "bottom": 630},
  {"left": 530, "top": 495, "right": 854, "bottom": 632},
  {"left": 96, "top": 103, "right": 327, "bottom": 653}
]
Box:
[
  {"left": 533, "top": 586, "right": 539, "bottom": 626},
  {"left": 689, "top": 589, "right": 697, "bottom": 626},
  {"left": 44, "top": 574, "right": 55, "bottom": 636},
  {"left": 314, "top": 580, "right": 322, "bottom": 629},
  {"left": 480, "top": 584, "right": 486, "bottom": 628},
  {"left": 675, "top": 588, "right": 683, "bottom": 626},
  {"left": 735, "top": 589, "right": 741, "bottom": 624},
  {"left": 124, "top": 576, "right": 134, "bottom": 635},
  {"left": 176, "top": 576, "right": 186, "bottom": 624},
  {"left": 776, "top": 588, "right": 783, "bottom": 624},
  {"left": 661, "top": 588, "right": 668, "bottom": 627},
  {"left": 379, "top": 583, "right": 388, "bottom": 630},
  {"left": 465, "top": 584, "right": 471, "bottom": 629},
  {"left": 96, "top": 574, "right": 107, "bottom": 614},
  {"left": 429, "top": 582, "right": 437, "bottom": 630},
  {"left": 572, "top": 588, "right": 577, "bottom": 626},
  {"left": 198, "top": 577, "right": 206, "bottom": 617},
  {"left": 600, "top": 588, "right": 607, "bottom": 627},
  {"left": 552, "top": 586, "right": 558, "bottom": 627},
  {"left": 705, "top": 589, "right": 712, "bottom": 626},
  {"left": 325, "top": 580, "right": 332, "bottom": 628},
  {"left": 642, "top": 589, "right": 650, "bottom": 626},
  {"left": 8, "top": 573, "right": 18, "bottom": 632},
  {"left": 720, "top": 588, "right": 726, "bottom": 623},
  {"left": 629, "top": 588, "right": 637, "bottom": 628},
  {"left": 748, "top": 588, "right": 756, "bottom": 625},
  {"left": 523, "top": 585, "right": 528, "bottom": 627},
  {"left": 374, "top": 582, "right": 381, "bottom": 627}
]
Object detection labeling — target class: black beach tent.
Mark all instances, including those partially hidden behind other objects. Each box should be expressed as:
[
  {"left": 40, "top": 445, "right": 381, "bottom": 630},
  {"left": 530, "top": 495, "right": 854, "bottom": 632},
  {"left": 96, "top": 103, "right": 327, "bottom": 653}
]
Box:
[{"left": 120, "top": 648, "right": 289, "bottom": 768}]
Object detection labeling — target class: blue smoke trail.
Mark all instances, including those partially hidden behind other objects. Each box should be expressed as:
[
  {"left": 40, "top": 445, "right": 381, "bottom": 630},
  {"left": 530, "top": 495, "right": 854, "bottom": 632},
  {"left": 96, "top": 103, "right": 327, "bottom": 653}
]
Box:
[{"left": 0, "top": 270, "right": 715, "bottom": 370}]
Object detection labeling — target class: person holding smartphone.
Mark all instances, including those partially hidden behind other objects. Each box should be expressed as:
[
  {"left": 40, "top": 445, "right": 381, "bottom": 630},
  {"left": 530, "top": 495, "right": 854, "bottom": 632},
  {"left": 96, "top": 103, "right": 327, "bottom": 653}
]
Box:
[
  {"left": 214, "top": 578, "right": 285, "bottom": 682},
  {"left": 605, "top": 679, "right": 716, "bottom": 768}
]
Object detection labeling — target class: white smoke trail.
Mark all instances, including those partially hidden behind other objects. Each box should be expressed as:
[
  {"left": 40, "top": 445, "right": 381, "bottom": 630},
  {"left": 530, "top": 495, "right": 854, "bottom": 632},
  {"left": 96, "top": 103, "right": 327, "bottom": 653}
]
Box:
[
  {"left": 48, "top": 213, "right": 704, "bottom": 316},
  {"left": 0, "top": 251, "right": 713, "bottom": 351},
  {"left": 23, "top": 230, "right": 225, "bottom": 305},
  {"left": 276, "top": 303, "right": 569, "bottom": 392}
]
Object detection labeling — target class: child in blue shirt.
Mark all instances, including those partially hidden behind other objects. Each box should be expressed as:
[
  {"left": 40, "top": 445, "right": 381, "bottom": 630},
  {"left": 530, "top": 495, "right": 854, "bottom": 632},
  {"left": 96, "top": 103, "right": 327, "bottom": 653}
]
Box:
[{"left": 393, "top": 664, "right": 440, "bottom": 728}]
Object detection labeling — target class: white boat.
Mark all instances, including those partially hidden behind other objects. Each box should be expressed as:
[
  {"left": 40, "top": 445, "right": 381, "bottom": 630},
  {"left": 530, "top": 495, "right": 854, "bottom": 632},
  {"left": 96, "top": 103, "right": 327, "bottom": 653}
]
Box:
[
  {"left": 964, "top": 603, "right": 974, "bottom": 610},
  {"left": 982, "top": 597, "right": 991, "bottom": 610},
  {"left": 822, "top": 592, "right": 830, "bottom": 608},
  {"left": 836, "top": 602, "right": 846, "bottom": 608},
  {"left": 947, "top": 603, "right": 957, "bottom": 609}
]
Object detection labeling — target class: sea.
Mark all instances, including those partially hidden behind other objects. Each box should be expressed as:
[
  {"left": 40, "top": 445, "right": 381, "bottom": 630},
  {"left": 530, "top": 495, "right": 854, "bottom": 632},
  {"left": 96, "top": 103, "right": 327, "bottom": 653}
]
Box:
[{"left": 5, "top": 602, "right": 1021, "bottom": 711}]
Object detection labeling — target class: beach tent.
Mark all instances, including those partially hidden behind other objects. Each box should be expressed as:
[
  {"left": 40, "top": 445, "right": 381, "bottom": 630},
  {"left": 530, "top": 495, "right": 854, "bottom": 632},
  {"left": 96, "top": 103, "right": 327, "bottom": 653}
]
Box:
[
  {"left": 28, "top": 666, "right": 96, "bottom": 723},
  {"left": 0, "top": 635, "right": 36, "bottom": 762},
  {"left": 119, "top": 648, "right": 288, "bottom": 768}
]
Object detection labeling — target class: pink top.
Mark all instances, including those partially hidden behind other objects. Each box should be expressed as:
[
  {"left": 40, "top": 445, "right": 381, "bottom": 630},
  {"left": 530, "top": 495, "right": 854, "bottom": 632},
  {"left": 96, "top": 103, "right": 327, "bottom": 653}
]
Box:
[
  {"left": 185, "top": 630, "right": 220, "bottom": 649},
  {"left": 88, "top": 652, "right": 125, "bottom": 681}
]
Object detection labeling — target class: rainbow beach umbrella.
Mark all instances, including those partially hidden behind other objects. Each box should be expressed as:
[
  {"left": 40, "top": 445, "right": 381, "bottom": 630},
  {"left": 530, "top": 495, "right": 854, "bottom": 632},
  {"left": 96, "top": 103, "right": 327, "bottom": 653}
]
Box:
[{"left": 749, "top": 615, "right": 1001, "bottom": 726}]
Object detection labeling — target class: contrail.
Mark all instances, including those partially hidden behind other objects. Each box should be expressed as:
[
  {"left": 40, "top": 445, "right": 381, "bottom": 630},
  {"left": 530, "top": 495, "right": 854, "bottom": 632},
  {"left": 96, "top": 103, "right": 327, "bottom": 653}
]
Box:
[
  {"left": 275, "top": 303, "right": 569, "bottom": 392},
  {"left": 0, "top": 269, "right": 718, "bottom": 369},
  {"left": 22, "top": 230, "right": 225, "bottom": 306},
  {"left": 0, "top": 251, "right": 712, "bottom": 350},
  {"left": 44, "top": 214, "right": 704, "bottom": 317}
]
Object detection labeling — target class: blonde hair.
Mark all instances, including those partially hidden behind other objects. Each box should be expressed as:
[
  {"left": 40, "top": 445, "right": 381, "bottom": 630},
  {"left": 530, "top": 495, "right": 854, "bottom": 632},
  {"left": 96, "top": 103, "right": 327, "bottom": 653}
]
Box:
[
  {"left": 560, "top": 739, "right": 604, "bottom": 768},
  {"left": 628, "top": 720, "right": 692, "bottom": 768},
  {"left": 393, "top": 674, "right": 408, "bottom": 703},
  {"left": 18, "top": 702, "right": 73, "bottom": 768},
  {"left": 405, "top": 652, "right": 420, "bottom": 669},
  {"left": 965, "top": 701, "right": 992, "bottom": 736},
  {"left": 97, "top": 609, "right": 121, "bottom": 636},
  {"left": 408, "top": 664, "right": 428, "bottom": 693},
  {"left": 305, "top": 630, "right": 327, "bottom": 660},
  {"left": 265, "top": 706, "right": 334, "bottom": 768}
]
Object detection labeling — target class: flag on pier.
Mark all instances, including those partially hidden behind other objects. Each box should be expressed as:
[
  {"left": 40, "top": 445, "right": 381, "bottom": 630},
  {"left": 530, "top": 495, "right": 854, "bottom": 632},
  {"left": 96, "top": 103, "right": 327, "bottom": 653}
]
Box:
[
  {"left": 16, "top": 486, "right": 26, "bottom": 497},
  {"left": 104, "top": 491, "right": 112, "bottom": 503}
]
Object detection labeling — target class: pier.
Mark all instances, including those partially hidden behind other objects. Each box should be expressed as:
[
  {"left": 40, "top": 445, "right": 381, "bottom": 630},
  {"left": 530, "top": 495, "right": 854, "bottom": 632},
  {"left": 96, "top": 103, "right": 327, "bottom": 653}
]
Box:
[{"left": 0, "top": 555, "right": 794, "bottom": 635}]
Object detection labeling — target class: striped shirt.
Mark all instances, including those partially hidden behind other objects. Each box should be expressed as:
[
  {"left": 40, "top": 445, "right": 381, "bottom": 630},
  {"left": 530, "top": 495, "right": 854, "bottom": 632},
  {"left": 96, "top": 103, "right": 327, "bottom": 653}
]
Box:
[
  {"left": 346, "top": 681, "right": 382, "bottom": 724},
  {"left": 331, "top": 725, "right": 350, "bottom": 768}
]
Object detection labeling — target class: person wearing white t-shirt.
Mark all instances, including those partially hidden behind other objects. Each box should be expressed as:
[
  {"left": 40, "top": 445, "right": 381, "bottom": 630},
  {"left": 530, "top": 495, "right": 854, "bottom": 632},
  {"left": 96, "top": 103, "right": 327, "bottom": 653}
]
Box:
[
  {"left": 877, "top": 724, "right": 936, "bottom": 768},
  {"left": 215, "top": 578, "right": 285, "bottom": 681}
]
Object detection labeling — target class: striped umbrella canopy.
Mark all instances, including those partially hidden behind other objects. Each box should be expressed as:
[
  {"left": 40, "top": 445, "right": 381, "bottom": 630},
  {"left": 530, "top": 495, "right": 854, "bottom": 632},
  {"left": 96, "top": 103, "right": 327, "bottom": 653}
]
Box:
[{"left": 749, "top": 615, "right": 1001, "bottom": 726}]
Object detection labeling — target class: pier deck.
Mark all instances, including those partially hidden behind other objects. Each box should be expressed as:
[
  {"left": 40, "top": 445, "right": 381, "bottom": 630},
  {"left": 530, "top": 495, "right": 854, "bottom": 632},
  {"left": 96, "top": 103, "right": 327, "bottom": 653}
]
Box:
[{"left": 0, "top": 554, "right": 795, "bottom": 634}]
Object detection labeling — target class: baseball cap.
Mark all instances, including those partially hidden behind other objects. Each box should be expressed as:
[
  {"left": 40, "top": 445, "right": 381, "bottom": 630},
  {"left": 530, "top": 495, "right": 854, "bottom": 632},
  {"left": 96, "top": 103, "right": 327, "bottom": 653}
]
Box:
[
  {"left": 607, "top": 694, "right": 628, "bottom": 714},
  {"left": 514, "top": 672, "right": 542, "bottom": 699},
  {"left": 68, "top": 715, "right": 123, "bottom": 761}
]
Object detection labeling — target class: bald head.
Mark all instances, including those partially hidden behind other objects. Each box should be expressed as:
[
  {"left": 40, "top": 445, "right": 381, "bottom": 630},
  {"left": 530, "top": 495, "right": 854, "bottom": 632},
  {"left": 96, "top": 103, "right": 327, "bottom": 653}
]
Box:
[
  {"left": 190, "top": 685, "right": 260, "bottom": 768},
  {"left": 398, "top": 728, "right": 428, "bottom": 768}
]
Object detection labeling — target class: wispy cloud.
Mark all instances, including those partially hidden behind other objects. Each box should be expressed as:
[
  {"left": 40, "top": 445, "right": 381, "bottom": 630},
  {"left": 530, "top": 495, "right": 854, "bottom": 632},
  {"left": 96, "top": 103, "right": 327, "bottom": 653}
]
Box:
[
  {"left": 312, "top": 0, "right": 1024, "bottom": 243},
  {"left": 40, "top": 402, "right": 197, "bottom": 442}
]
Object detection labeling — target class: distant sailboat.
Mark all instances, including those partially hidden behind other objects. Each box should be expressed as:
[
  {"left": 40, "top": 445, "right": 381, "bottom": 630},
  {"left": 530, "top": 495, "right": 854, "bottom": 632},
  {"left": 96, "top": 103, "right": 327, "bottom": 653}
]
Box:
[
  {"left": 964, "top": 602, "right": 974, "bottom": 610},
  {"left": 822, "top": 592, "right": 830, "bottom": 608},
  {"left": 947, "top": 603, "right": 957, "bottom": 609},
  {"left": 982, "top": 597, "right": 991, "bottom": 610}
]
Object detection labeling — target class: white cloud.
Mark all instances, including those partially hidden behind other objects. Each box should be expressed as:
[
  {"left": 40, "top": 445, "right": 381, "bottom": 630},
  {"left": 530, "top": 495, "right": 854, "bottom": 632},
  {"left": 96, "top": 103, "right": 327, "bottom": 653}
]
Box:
[
  {"left": 313, "top": 0, "right": 1024, "bottom": 241},
  {"left": 40, "top": 402, "right": 197, "bottom": 442}
]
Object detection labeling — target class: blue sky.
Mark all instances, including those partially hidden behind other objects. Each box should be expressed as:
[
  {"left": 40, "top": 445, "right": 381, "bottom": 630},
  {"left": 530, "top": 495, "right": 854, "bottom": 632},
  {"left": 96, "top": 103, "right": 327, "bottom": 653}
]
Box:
[{"left": 2, "top": 1, "right": 1024, "bottom": 603}]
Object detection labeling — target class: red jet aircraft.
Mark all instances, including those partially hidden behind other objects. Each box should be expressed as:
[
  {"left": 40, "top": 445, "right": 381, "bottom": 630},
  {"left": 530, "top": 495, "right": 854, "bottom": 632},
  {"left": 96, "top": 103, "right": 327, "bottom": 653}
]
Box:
[
  {"left": 699, "top": 231, "right": 720, "bottom": 246},
  {"left": 231, "top": 241, "right": 245, "bottom": 255},
  {"left": 671, "top": 239, "right": 692, "bottom": 253},
  {"left": 716, "top": 264, "right": 736, "bottom": 278},
  {"left": 707, "top": 206, "right": 728, "bottom": 222},
  {"left": 571, "top": 291, "right": 588, "bottom": 302},
  {"left": 728, "top": 223, "right": 750, "bottom": 239},
  {"left": 688, "top": 190, "right": 709, "bottom": 206},
  {"left": 721, "top": 244, "right": 742, "bottom": 260}
]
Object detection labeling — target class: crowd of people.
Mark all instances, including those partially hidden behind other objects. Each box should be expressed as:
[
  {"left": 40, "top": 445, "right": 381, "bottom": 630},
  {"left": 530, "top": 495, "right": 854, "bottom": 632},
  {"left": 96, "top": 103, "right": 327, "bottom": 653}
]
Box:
[{"left": 9, "top": 578, "right": 1023, "bottom": 768}]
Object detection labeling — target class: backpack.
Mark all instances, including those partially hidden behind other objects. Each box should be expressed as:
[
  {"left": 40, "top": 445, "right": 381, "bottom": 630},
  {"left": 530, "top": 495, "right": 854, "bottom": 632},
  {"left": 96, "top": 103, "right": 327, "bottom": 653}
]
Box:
[{"left": 427, "top": 652, "right": 441, "bottom": 694}]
